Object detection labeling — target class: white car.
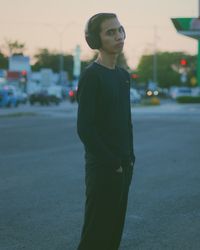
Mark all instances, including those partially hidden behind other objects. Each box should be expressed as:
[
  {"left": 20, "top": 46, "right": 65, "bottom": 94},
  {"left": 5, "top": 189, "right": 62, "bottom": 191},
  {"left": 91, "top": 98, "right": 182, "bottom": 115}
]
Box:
[
  {"left": 169, "top": 87, "right": 192, "bottom": 99},
  {"left": 130, "top": 88, "right": 141, "bottom": 103}
]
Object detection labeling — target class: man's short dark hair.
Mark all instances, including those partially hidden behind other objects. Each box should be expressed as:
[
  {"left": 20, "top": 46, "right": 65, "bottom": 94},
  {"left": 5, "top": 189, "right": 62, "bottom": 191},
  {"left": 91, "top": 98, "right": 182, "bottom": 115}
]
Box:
[{"left": 85, "top": 13, "right": 117, "bottom": 49}]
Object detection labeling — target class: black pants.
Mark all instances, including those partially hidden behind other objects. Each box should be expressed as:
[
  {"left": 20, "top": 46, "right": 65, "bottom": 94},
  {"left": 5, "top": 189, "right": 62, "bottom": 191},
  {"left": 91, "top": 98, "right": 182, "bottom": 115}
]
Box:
[{"left": 77, "top": 158, "right": 134, "bottom": 250}]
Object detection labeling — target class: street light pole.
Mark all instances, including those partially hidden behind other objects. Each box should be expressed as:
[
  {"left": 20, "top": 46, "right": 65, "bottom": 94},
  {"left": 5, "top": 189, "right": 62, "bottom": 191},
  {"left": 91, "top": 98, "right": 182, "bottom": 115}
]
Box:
[
  {"left": 59, "top": 31, "right": 64, "bottom": 85},
  {"left": 43, "top": 22, "right": 74, "bottom": 85},
  {"left": 198, "top": 0, "right": 200, "bottom": 86},
  {"left": 145, "top": 27, "right": 158, "bottom": 85},
  {"left": 153, "top": 26, "right": 158, "bottom": 84},
  {"left": 199, "top": 0, "right": 200, "bottom": 17}
]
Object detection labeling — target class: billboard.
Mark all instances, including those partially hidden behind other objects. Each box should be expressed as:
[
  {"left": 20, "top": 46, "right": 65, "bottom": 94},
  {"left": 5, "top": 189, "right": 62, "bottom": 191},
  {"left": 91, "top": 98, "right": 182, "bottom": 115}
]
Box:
[{"left": 9, "top": 55, "right": 31, "bottom": 72}]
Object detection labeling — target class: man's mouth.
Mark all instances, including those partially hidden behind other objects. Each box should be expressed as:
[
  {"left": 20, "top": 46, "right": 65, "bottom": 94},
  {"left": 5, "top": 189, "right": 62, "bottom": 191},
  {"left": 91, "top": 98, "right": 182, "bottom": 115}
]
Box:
[{"left": 115, "top": 43, "right": 124, "bottom": 48}]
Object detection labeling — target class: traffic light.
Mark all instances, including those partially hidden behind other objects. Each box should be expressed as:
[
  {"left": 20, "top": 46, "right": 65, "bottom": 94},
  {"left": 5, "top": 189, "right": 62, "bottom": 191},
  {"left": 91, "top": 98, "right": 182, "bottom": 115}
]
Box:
[
  {"left": 131, "top": 73, "right": 139, "bottom": 79},
  {"left": 20, "top": 70, "right": 27, "bottom": 83},
  {"left": 21, "top": 70, "right": 27, "bottom": 76},
  {"left": 180, "top": 59, "right": 187, "bottom": 66}
]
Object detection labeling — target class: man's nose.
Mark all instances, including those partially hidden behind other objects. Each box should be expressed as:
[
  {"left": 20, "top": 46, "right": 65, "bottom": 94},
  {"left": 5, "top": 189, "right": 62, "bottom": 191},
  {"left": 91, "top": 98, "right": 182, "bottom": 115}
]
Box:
[{"left": 116, "top": 30, "right": 124, "bottom": 41}]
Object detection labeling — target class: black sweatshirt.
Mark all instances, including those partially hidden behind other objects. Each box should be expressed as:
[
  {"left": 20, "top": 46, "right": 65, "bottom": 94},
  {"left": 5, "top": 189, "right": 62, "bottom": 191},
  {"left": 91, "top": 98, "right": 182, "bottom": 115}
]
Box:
[{"left": 77, "top": 62, "right": 135, "bottom": 170}]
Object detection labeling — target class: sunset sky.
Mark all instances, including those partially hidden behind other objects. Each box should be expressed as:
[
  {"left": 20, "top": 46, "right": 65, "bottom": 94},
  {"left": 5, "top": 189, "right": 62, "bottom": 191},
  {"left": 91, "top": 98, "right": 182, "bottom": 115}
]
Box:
[{"left": 0, "top": 0, "right": 198, "bottom": 68}]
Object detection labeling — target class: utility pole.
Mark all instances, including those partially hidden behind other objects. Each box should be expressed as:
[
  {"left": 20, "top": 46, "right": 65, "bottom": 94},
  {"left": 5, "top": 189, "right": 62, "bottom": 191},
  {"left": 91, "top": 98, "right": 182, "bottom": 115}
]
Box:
[
  {"left": 153, "top": 26, "right": 158, "bottom": 84},
  {"left": 73, "top": 45, "right": 81, "bottom": 79},
  {"left": 197, "top": 0, "right": 200, "bottom": 86},
  {"left": 59, "top": 31, "right": 64, "bottom": 85},
  {"left": 43, "top": 22, "right": 74, "bottom": 85},
  {"left": 199, "top": 0, "right": 200, "bottom": 17}
]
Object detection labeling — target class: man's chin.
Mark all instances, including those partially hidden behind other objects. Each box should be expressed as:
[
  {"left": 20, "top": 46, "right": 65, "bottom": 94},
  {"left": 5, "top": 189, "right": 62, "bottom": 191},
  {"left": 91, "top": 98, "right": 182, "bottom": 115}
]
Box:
[
  {"left": 116, "top": 47, "right": 123, "bottom": 53},
  {"left": 110, "top": 48, "right": 123, "bottom": 55}
]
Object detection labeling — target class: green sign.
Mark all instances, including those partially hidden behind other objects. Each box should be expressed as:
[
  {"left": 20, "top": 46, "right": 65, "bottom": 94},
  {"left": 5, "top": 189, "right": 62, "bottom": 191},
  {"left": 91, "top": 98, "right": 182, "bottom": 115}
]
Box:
[
  {"left": 171, "top": 18, "right": 200, "bottom": 40},
  {"left": 171, "top": 17, "right": 200, "bottom": 86}
]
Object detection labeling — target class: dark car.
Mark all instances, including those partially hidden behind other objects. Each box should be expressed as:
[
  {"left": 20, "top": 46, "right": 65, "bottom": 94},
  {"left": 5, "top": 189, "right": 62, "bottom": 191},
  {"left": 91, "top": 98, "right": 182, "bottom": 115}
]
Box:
[{"left": 29, "top": 90, "right": 60, "bottom": 106}]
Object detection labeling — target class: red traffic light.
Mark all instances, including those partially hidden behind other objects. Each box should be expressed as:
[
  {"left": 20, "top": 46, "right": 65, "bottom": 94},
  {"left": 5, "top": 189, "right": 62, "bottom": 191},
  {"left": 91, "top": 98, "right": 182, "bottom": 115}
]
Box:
[
  {"left": 21, "top": 70, "right": 27, "bottom": 76},
  {"left": 69, "top": 90, "right": 74, "bottom": 97},
  {"left": 131, "top": 73, "right": 138, "bottom": 79},
  {"left": 180, "top": 59, "right": 187, "bottom": 66}
]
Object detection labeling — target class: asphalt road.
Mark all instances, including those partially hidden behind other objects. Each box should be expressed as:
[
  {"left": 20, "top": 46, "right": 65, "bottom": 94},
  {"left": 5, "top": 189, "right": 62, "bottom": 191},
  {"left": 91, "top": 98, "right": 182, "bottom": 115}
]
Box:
[{"left": 0, "top": 103, "right": 200, "bottom": 250}]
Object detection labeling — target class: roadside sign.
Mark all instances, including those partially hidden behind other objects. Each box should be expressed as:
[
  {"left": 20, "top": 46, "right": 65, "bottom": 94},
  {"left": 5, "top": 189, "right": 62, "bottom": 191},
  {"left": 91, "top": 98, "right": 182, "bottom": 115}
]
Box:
[
  {"left": 180, "top": 73, "right": 187, "bottom": 83},
  {"left": 171, "top": 17, "right": 200, "bottom": 86}
]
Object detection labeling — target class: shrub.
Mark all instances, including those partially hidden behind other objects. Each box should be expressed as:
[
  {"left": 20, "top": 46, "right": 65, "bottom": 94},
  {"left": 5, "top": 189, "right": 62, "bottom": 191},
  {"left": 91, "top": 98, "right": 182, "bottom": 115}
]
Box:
[
  {"left": 150, "top": 97, "right": 160, "bottom": 105},
  {"left": 176, "top": 96, "right": 200, "bottom": 103},
  {"left": 141, "top": 97, "right": 160, "bottom": 106}
]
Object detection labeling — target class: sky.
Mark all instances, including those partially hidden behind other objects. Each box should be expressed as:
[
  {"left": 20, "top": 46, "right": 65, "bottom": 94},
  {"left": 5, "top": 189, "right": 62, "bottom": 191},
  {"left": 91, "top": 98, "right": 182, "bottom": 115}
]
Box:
[{"left": 0, "top": 0, "right": 198, "bottom": 69}]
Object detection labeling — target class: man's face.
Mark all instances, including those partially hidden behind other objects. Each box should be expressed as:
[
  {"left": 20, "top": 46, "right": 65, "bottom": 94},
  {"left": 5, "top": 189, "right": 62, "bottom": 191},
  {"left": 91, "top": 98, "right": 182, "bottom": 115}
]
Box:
[{"left": 99, "top": 17, "right": 125, "bottom": 54}]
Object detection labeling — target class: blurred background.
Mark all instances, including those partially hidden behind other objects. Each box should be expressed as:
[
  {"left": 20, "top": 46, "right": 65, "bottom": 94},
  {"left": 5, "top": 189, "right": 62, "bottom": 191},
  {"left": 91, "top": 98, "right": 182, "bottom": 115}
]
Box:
[
  {"left": 1, "top": 1, "right": 200, "bottom": 250},
  {"left": 0, "top": 0, "right": 200, "bottom": 106}
]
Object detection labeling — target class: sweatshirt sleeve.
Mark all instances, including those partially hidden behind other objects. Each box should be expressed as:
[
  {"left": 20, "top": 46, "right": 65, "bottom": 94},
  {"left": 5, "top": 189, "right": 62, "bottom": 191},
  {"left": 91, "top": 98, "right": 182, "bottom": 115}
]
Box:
[
  {"left": 128, "top": 75, "right": 136, "bottom": 165},
  {"left": 129, "top": 117, "right": 136, "bottom": 164},
  {"left": 77, "top": 70, "right": 121, "bottom": 170}
]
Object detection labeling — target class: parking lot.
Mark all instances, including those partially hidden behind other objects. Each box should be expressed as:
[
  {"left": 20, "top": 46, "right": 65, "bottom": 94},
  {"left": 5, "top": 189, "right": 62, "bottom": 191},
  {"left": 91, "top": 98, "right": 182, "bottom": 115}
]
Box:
[{"left": 0, "top": 102, "right": 200, "bottom": 250}]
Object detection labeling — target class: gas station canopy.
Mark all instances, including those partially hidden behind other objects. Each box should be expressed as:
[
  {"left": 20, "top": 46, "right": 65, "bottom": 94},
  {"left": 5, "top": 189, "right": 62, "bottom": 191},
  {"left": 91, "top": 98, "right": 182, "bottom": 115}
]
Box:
[{"left": 171, "top": 18, "right": 200, "bottom": 40}]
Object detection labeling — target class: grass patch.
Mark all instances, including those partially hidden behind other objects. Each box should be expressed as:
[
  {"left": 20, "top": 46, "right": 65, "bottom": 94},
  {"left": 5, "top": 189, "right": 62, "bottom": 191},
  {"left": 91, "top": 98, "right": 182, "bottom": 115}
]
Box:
[{"left": 0, "top": 112, "right": 37, "bottom": 118}]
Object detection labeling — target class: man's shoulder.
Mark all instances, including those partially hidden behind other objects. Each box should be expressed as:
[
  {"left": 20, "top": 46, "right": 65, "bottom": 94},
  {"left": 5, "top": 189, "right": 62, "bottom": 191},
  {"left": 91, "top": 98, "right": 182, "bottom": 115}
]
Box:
[
  {"left": 117, "top": 66, "right": 129, "bottom": 74},
  {"left": 117, "top": 66, "right": 130, "bottom": 80},
  {"left": 80, "top": 62, "right": 99, "bottom": 80},
  {"left": 77, "top": 63, "right": 99, "bottom": 99}
]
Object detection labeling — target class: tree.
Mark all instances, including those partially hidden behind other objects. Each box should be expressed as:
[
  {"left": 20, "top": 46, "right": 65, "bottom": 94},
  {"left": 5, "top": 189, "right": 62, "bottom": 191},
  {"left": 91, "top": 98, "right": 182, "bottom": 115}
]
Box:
[
  {"left": 5, "top": 39, "right": 26, "bottom": 56},
  {"left": 137, "top": 51, "right": 197, "bottom": 88},
  {"left": 0, "top": 52, "right": 8, "bottom": 69},
  {"left": 32, "top": 48, "right": 74, "bottom": 79},
  {"left": 32, "top": 48, "right": 130, "bottom": 80}
]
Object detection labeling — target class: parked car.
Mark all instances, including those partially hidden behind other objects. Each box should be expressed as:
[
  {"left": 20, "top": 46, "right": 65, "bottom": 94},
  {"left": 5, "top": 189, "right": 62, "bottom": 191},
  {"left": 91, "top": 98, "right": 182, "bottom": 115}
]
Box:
[
  {"left": 8, "top": 86, "right": 28, "bottom": 104},
  {"left": 0, "top": 89, "right": 18, "bottom": 107},
  {"left": 191, "top": 87, "right": 200, "bottom": 97},
  {"left": 130, "top": 88, "right": 141, "bottom": 103},
  {"left": 47, "top": 86, "right": 62, "bottom": 102},
  {"left": 29, "top": 89, "right": 61, "bottom": 105},
  {"left": 169, "top": 87, "right": 192, "bottom": 99},
  {"left": 29, "top": 91, "right": 48, "bottom": 105}
]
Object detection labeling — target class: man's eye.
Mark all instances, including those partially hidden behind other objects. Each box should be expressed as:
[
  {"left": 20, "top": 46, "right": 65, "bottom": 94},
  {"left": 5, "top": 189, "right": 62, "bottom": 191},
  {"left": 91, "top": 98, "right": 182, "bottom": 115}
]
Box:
[{"left": 107, "top": 30, "right": 115, "bottom": 35}]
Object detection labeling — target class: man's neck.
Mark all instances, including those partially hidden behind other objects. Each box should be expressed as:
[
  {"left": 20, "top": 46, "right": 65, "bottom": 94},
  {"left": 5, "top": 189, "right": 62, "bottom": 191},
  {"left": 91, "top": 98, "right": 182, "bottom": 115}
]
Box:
[{"left": 96, "top": 52, "right": 118, "bottom": 70}]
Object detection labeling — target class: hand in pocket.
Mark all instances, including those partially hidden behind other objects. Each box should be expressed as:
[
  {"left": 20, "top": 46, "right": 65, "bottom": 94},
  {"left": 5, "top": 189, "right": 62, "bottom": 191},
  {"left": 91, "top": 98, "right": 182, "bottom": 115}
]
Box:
[{"left": 115, "top": 166, "right": 123, "bottom": 173}]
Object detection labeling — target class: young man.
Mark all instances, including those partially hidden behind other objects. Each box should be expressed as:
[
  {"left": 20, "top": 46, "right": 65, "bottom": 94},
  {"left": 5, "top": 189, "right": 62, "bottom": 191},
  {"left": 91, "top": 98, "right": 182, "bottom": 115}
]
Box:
[{"left": 76, "top": 13, "right": 136, "bottom": 250}]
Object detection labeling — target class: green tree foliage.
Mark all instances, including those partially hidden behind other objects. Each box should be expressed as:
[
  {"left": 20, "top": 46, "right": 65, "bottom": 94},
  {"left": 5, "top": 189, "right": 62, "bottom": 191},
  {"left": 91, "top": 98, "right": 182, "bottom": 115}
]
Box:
[
  {"left": 0, "top": 52, "right": 8, "bottom": 69},
  {"left": 137, "top": 52, "right": 197, "bottom": 88},
  {"left": 32, "top": 48, "right": 129, "bottom": 79},
  {"left": 5, "top": 39, "right": 26, "bottom": 55},
  {"left": 32, "top": 48, "right": 74, "bottom": 79}
]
